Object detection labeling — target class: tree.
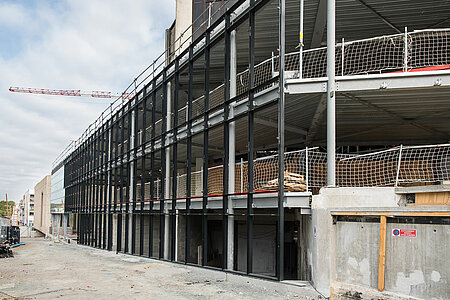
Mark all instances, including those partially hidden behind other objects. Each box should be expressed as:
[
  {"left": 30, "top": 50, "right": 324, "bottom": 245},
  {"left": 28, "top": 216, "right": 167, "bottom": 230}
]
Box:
[{"left": 0, "top": 200, "right": 15, "bottom": 218}]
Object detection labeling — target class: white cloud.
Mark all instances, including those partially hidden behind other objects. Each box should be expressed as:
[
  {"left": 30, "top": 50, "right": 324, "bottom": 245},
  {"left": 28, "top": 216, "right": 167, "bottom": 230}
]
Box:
[{"left": 0, "top": 0, "right": 175, "bottom": 201}]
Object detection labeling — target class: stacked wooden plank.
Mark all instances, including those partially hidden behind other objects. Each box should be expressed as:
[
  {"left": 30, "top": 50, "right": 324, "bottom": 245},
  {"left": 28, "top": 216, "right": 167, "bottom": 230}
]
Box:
[{"left": 259, "top": 171, "right": 307, "bottom": 192}]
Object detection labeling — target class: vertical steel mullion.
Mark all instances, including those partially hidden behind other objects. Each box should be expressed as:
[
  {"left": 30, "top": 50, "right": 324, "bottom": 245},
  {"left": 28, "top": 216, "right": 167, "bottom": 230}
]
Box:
[
  {"left": 149, "top": 80, "right": 156, "bottom": 258},
  {"left": 124, "top": 105, "right": 131, "bottom": 254},
  {"left": 92, "top": 136, "right": 96, "bottom": 247},
  {"left": 185, "top": 46, "right": 193, "bottom": 264},
  {"left": 94, "top": 134, "right": 100, "bottom": 248},
  {"left": 114, "top": 120, "right": 119, "bottom": 213},
  {"left": 122, "top": 102, "right": 131, "bottom": 253},
  {"left": 89, "top": 137, "right": 93, "bottom": 247},
  {"left": 171, "top": 58, "right": 179, "bottom": 262},
  {"left": 222, "top": 11, "right": 231, "bottom": 270},
  {"left": 278, "top": 0, "right": 286, "bottom": 281},
  {"left": 102, "top": 126, "right": 107, "bottom": 249},
  {"left": 247, "top": 0, "right": 255, "bottom": 275},
  {"left": 118, "top": 113, "right": 125, "bottom": 253},
  {"left": 132, "top": 104, "right": 138, "bottom": 255},
  {"left": 93, "top": 134, "right": 98, "bottom": 248},
  {"left": 98, "top": 129, "right": 103, "bottom": 249},
  {"left": 202, "top": 30, "right": 210, "bottom": 267},
  {"left": 108, "top": 121, "right": 113, "bottom": 251},
  {"left": 160, "top": 71, "right": 167, "bottom": 260},
  {"left": 140, "top": 96, "right": 147, "bottom": 256}
]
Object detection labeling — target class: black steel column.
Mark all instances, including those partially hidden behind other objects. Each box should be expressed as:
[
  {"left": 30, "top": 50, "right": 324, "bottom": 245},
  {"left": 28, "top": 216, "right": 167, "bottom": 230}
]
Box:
[
  {"left": 171, "top": 58, "right": 179, "bottom": 261},
  {"left": 201, "top": 29, "right": 211, "bottom": 267},
  {"left": 149, "top": 79, "right": 156, "bottom": 258},
  {"left": 185, "top": 46, "right": 193, "bottom": 264},
  {"left": 222, "top": 11, "right": 231, "bottom": 270},
  {"left": 247, "top": 0, "right": 256, "bottom": 275}
]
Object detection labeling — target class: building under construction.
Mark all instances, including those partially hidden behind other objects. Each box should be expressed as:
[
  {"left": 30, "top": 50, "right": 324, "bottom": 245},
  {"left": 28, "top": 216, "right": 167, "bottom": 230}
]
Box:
[{"left": 53, "top": 0, "right": 450, "bottom": 298}]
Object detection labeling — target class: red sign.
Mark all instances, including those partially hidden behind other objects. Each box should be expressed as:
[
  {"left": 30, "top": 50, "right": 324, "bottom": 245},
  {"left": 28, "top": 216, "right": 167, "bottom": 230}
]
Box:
[{"left": 392, "top": 228, "right": 416, "bottom": 237}]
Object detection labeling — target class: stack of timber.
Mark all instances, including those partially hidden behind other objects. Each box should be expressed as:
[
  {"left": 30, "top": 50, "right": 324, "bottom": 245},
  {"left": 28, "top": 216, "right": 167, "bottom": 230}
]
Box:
[{"left": 259, "top": 171, "right": 307, "bottom": 192}]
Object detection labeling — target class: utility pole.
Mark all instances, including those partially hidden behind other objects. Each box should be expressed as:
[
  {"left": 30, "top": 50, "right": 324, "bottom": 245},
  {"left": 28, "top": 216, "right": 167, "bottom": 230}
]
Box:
[{"left": 6, "top": 193, "right": 10, "bottom": 219}]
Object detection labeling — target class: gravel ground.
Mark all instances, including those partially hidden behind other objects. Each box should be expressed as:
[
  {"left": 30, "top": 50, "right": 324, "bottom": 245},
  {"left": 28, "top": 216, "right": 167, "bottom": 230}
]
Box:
[{"left": 0, "top": 238, "right": 322, "bottom": 299}]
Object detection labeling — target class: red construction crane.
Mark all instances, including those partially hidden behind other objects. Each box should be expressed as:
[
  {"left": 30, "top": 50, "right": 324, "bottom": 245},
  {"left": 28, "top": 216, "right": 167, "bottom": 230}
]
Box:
[{"left": 9, "top": 86, "right": 134, "bottom": 100}]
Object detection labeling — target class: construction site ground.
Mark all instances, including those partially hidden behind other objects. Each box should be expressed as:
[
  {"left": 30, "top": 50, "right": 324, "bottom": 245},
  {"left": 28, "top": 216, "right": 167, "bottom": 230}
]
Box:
[{"left": 0, "top": 238, "right": 321, "bottom": 299}]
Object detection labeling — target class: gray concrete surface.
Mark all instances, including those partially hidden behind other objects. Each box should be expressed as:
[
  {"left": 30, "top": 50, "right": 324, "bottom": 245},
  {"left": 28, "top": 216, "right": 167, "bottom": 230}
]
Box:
[{"left": 0, "top": 237, "right": 321, "bottom": 299}]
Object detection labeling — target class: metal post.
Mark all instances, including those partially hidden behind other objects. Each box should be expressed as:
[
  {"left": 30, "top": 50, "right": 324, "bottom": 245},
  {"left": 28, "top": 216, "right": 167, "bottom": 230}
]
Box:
[
  {"left": 164, "top": 81, "right": 171, "bottom": 260},
  {"left": 247, "top": 0, "right": 256, "bottom": 275},
  {"left": 395, "top": 145, "right": 403, "bottom": 187},
  {"left": 240, "top": 158, "right": 244, "bottom": 193},
  {"left": 299, "top": 0, "right": 304, "bottom": 78},
  {"left": 208, "top": 3, "right": 212, "bottom": 28},
  {"left": 172, "top": 59, "right": 179, "bottom": 262},
  {"left": 341, "top": 38, "right": 345, "bottom": 76},
  {"left": 271, "top": 51, "right": 275, "bottom": 78},
  {"left": 202, "top": 30, "right": 211, "bottom": 267},
  {"left": 185, "top": 46, "right": 194, "bottom": 264},
  {"left": 404, "top": 27, "right": 408, "bottom": 72},
  {"left": 227, "top": 29, "right": 237, "bottom": 271},
  {"left": 326, "top": 0, "right": 336, "bottom": 187},
  {"left": 305, "top": 147, "right": 309, "bottom": 192},
  {"left": 129, "top": 109, "right": 136, "bottom": 253},
  {"left": 278, "top": 0, "right": 286, "bottom": 281}
]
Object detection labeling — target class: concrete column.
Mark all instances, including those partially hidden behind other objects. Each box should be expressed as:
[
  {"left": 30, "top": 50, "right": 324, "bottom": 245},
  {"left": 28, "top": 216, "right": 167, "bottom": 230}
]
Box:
[
  {"left": 63, "top": 214, "right": 68, "bottom": 239},
  {"left": 51, "top": 214, "right": 56, "bottom": 238},
  {"left": 56, "top": 214, "right": 61, "bottom": 240},
  {"left": 227, "top": 29, "right": 237, "bottom": 270},
  {"left": 164, "top": 82, "right": 172, "bottom": 259}
]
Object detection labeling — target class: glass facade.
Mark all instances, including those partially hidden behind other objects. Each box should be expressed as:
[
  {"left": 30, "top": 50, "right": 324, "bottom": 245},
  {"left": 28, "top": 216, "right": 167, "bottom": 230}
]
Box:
[{"left": 51, "top": 166, "right": 65, "bottom": 213}]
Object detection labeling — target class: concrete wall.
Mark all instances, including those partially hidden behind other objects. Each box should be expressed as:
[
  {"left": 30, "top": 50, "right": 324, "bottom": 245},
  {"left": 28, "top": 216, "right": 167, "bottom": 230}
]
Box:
[
  {"left": 309, "top": 187, "right": 450, "bottom": 299},
  {"left": 309, "top": 187, "right": 401, "bottom": 297},
  {"left": 334, "top": 221, "right": 450, "bottom": 299},
  {"left": 173, "top": 0, "right": 192, "bottom": 55},
  {"left": 335, "top": 221, "right": 379, "bottom": 288},
  {"left": 34, "top": 175, "right": 51, "bottom": 235},
  {"left": 384, "top": 222, "right": 449, "bottom": 299}
]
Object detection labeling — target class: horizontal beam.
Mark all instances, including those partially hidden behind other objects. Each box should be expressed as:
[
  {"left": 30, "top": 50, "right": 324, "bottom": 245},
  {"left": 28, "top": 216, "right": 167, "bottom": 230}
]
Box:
[
  {"left": 331, "top": 211, "right": 450, "bottom": 217},
  {"left": 286, "top": 70, "right": 450, "bottom": 94}
]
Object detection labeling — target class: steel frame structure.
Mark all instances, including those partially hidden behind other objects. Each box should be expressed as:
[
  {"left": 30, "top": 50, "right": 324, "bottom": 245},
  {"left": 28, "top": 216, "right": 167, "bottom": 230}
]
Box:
[{"left": 64, "top": 0, "right": 291, "bottom": 281}]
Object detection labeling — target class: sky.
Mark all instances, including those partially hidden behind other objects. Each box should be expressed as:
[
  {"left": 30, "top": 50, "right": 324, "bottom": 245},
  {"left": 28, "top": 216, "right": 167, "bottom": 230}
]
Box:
[{"left": 0, "top": 0, "right": 175, "bottom": 202}]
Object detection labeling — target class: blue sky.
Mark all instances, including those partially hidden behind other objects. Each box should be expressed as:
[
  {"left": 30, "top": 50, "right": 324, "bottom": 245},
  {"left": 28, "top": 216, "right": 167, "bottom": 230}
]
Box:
[{"left": 0, "top": 0, "right": 175, "bottom": 201}]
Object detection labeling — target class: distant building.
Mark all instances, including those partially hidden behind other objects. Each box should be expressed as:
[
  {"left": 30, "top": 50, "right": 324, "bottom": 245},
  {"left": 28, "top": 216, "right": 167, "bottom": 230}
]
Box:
[
  {"left": 23, "top": 189, "right": 34, "bottom": 227},
  {"left": 34, "top": 175, "right": 51, "bottom": 235}
]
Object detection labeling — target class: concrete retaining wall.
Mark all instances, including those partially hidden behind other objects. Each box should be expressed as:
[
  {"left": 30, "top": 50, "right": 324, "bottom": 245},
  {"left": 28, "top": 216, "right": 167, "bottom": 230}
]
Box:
[{"left": 309, "top": 187, "right": 449, "bottom": 299}]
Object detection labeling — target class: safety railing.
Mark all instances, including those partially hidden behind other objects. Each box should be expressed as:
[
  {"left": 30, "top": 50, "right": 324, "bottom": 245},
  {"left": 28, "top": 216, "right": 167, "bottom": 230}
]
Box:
[{"left": 131, "top": 144, "right": 449, "bottom": 203}]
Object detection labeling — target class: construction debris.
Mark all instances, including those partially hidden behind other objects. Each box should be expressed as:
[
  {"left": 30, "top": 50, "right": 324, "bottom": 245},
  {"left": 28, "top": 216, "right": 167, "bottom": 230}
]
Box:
[
  {"left": 0, "top": 244, "right": 13, "bottom": 258},
  {"left": 259, "top": 171, "right": 307, "bottom": 192}
]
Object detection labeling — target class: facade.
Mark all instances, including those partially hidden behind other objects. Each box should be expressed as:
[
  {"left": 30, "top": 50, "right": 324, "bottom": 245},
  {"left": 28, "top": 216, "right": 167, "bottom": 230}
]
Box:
[
  {"left": 22, "top": 189, "right": 34, "bottom": 227},
  {"left": 34, "top": 175, "right": 51, "bottom": 235},
  {"left": 54, "top": 0, "right": 450, "bottom": 299}
]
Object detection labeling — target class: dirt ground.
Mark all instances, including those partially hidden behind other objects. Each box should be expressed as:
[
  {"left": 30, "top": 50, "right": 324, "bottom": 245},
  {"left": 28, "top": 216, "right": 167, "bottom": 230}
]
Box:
[{"left": 0, "top": 238, "right": 322, "bottom": 299}]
